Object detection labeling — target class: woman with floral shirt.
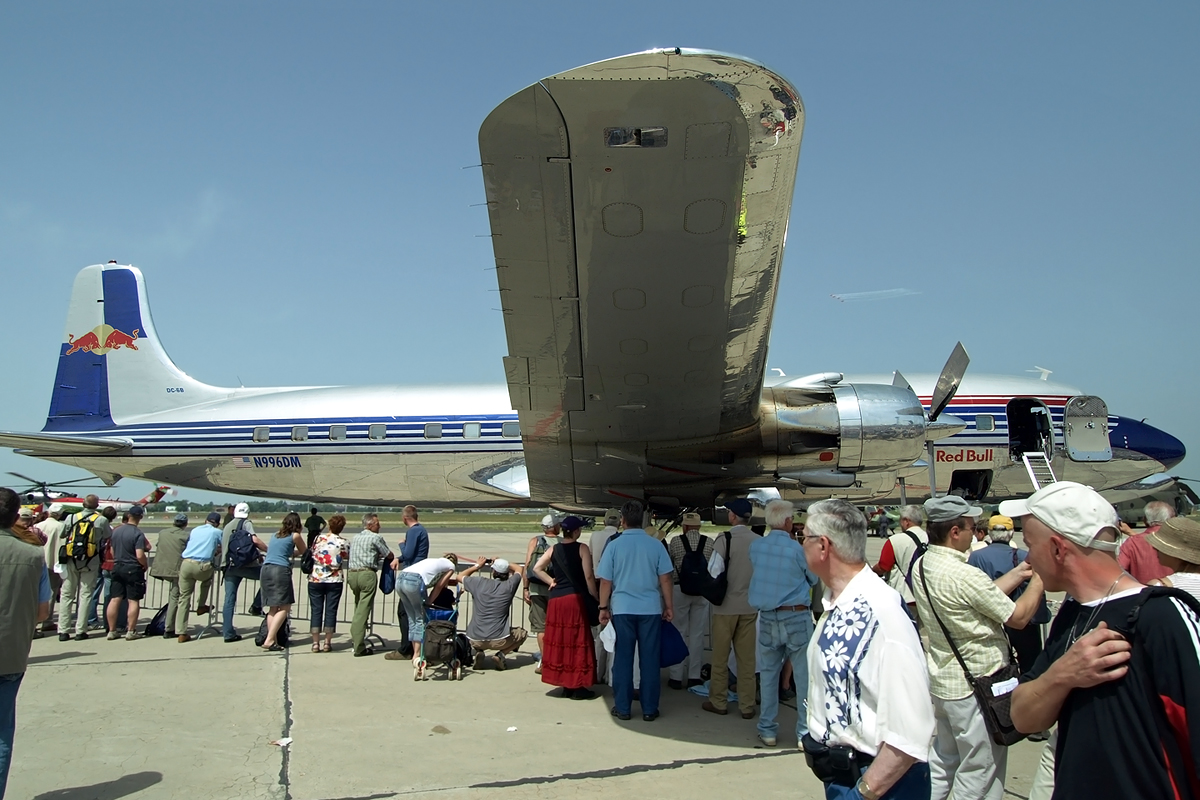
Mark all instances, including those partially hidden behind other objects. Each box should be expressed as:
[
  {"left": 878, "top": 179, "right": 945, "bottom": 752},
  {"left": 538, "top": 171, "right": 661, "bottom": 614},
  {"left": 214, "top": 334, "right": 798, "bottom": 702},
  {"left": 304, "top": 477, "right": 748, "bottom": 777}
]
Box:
[{"left": 308, "top": 514, "right": 350, "bottom": 652}]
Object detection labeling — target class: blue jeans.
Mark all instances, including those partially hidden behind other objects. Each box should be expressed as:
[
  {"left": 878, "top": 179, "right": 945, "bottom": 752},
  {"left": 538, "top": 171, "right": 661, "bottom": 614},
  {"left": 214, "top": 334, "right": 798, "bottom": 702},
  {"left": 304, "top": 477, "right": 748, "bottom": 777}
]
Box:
[
  {"left": 308, "top": 582, "right": 344, "bottom": 632},
  {"left": 0, "top": 673, "right": 23, "bottom": 799},
  {"left": 398, "top": 573, "right": 427, "bottom": 647},
  {"left": 612, "top": 614, "right": 662, "bottom": 715},
  {"left": 222, "top": 566, "right": 261, "bottom": 638},
  {"left": 824, "top": 761, "right": 931, "bottom": 800},
  {"left": 758, "top": 609, "right": 813, "bottom": 741}
]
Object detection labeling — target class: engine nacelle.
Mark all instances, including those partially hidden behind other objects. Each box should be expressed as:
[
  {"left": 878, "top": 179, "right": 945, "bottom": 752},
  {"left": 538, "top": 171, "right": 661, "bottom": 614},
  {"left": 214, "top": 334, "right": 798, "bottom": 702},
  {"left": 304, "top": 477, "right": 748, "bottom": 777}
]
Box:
[{"left": 769, "top": 383, "right": 952, "bottom": 479}]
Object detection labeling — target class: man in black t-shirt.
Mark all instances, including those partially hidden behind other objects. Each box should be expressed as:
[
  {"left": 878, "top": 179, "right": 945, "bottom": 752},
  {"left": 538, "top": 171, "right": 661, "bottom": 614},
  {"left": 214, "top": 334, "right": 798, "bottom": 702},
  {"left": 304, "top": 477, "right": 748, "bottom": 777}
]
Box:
[
  {"left": 304, "top": 507, "right": 326, "bottom": 548},
  {"left": 1004, "top": 482, "right": 1200, "bottom": 800},
  {"left": 106, "top": 505, "right": 151, "bottom": 640}
]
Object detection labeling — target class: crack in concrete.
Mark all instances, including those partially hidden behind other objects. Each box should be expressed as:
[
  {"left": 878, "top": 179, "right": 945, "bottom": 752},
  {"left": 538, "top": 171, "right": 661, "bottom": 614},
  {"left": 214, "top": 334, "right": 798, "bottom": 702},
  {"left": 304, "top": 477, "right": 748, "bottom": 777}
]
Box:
[{"left": 279, "top": 644, "right": 294, "bottom": 800}]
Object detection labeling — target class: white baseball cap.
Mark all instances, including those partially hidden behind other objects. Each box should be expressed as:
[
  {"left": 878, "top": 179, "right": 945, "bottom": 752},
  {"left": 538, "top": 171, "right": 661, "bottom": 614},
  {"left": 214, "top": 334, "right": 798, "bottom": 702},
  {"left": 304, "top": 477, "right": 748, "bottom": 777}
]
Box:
[
  {"left": 541, "top": 513, "right": 559, "bottom": 529},
  {"left": 491, "top": 558, "right": 511, "bottom": 574},
  {"left": 998, "top": 481, "right": 1120, "bottom": 552},
  {"left": 234, "top": 502, "right": 250, "bottom": 519}
]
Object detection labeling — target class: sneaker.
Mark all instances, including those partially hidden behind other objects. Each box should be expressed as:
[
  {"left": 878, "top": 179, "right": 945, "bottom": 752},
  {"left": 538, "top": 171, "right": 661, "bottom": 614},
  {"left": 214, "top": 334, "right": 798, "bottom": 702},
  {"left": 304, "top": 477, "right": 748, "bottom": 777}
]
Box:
[
  {"left": 107, "top": 631, "right": 121, "bottom": 641},
  {"left": 384, "top": 649, "right": 406, "bottom": 661},
  {"left": 534, "top": 661, "right": 542, "bottom": 674},
  {"left": 492, "top": 654, "right": 507, "bottom": 671},
  {"left": 473, "top": 653, "right": 487, "bottom": 670},
  {"left": 354, "top": 648, "right": 375, "bottom": 657},
  {"left": 224, "top": 634, "right": 243, "bottom": 643},
  {"left": 87, "top": 621, "right": 104, "bottom": 631},
  {"left": 177, "top": 634, "right": 192, "bottom": 643},
  {"left": 58, "top": 633, "right": 71, "bottom": 642},
  {"left": 668, "top": 679, "right": 683, "bottom": 690},
  {"left": 758, "top": 734, "right": 777, "bottom": 747},
  {"left": 701, "top": 700, "right": 728, "bottom": 716},
  {"left": 75, "top": 632, "right": 89, "bottom": 641},
  {"left": 126, "top": 631, "right": 144, "bottom": 641}
]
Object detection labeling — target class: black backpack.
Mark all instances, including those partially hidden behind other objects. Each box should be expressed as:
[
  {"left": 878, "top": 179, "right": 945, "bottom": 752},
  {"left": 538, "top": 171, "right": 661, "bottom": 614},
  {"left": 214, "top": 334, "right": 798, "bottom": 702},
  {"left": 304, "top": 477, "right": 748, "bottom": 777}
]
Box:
[
  {"left": 61, "top": 511, "right": 103, "bottom": 567},
  {"left": 424, "top": 620, "right": 458, "bottom": 664},
  {"left": 226, "top": 519, "right": 260, "bottom": 569},
  {"left": 902, "top": 530, "right": 929, "bottom": 588},
  {"left": 677, "top": 533, "right": 714, "bottom": 597},
  {"left": 145, "top": 604, "right": 170, "bottom": 636},
  {"left": 254, "top": 617, "right": 290, "bottom": 647}
]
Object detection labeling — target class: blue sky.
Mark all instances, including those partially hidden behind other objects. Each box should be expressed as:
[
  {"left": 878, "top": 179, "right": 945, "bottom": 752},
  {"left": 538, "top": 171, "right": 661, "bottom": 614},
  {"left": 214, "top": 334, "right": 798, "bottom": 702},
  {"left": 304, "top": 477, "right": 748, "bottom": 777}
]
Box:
[{"left": 2, "top": 3, "right": 1197, "bottom": 504}]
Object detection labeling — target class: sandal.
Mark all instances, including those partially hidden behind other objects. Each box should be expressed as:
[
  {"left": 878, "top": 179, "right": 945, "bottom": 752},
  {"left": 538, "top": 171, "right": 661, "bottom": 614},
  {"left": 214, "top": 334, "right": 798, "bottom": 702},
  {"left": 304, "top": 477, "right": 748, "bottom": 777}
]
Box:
[
  {"left": 264, "top": 644, "right": 284, "bottom": 652},
  {"left": 312, "top": 644, "right": 321, "bottom": 653},
  {"left": 321, "top": 643, "right": 332, "bottom": 653}
]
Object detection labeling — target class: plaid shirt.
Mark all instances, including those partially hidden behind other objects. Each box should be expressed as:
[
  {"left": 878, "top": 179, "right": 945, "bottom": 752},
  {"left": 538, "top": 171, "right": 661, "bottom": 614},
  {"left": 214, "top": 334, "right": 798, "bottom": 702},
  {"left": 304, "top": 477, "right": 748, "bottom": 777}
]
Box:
[
  {"left": 666, "top": 530, "right": 715, "bottom": 584},
  {"left": 911, "top": 544, "right": 1016, "bottom": 700},
  {"left": 348, "top": 530, "right": 390, "bottom": 571},
  {"left": 748, "top": 529, "right": 818, "bottom": 611}
]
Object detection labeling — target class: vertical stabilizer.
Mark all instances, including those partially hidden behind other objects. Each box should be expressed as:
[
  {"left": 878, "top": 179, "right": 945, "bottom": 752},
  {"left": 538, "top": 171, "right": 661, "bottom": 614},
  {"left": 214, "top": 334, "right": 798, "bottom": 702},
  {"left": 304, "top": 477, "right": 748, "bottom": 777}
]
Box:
[{"left": 46, "top": 264, "right": 228, "bottom": 431}]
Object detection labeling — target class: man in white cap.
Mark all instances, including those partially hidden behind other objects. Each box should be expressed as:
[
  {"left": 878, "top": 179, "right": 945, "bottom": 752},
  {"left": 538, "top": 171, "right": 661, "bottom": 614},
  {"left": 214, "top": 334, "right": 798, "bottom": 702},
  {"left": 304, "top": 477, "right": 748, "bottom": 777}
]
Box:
[
  {"left": 524, "top": 513, "right": 561, "bottom": 672},
  {"left": 666, "top": 512, "right": 713, "bottom": 690},
  {"left": 221, "top": 502, "right": 267, "bottom": 642},
  {"left": 911, "top": 495, "right": 1045, "bottom": 800},
  {"left": 461, "top": 556, "right": 528, "bottom": 670},
  {"left": 1008, "top": 481, "right": 1200, "bottom": 800}
]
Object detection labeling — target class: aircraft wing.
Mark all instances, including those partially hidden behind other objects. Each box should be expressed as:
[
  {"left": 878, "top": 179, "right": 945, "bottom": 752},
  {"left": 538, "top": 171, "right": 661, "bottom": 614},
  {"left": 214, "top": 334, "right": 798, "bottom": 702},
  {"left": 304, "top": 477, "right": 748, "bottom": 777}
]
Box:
[
  {"left": 479, "top": 49, "right": 803, "bottom": 505},
  {"left": 0, "top": 431, "right": 132, "bottom": 456}
]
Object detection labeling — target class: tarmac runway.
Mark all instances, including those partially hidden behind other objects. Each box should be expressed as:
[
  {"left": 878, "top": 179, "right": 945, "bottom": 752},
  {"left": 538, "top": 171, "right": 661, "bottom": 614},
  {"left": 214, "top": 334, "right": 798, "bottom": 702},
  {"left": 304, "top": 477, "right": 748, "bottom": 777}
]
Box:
[{"left": 11, "top": 525, "right": 1048, "bottom": 799}]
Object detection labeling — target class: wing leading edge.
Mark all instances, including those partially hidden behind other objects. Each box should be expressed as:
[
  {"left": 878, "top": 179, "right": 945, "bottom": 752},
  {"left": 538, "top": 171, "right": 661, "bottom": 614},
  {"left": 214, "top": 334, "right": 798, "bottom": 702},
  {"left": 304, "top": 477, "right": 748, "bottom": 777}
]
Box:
[{"left": 479, "top": 48, "right": 804, "bottom": 505}]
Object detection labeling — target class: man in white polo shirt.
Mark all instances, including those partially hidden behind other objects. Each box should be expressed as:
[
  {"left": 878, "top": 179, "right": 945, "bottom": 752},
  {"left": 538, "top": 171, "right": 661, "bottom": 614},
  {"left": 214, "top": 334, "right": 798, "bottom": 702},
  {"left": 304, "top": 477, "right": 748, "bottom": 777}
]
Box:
[{"left": 803, "top": 498, "right": 934, "bottom": 799}]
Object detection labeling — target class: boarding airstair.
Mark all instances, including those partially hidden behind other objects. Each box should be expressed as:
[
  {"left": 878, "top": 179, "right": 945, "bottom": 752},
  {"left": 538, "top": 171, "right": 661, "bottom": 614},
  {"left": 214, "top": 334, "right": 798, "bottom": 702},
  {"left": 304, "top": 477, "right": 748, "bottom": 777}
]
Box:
[{"left": 1022, "top": 452, "right": 1057, "bottom": 490}]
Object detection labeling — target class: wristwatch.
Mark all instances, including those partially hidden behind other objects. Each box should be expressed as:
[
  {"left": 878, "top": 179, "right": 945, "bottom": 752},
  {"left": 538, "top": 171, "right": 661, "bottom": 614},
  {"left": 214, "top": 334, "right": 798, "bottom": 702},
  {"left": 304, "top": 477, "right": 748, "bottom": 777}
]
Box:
[
  {"left": 856, "top": 777, "right": 880, "bottom": 800},
  {"left": 599, "top": 606, "right": 609, "bottom": 611}
]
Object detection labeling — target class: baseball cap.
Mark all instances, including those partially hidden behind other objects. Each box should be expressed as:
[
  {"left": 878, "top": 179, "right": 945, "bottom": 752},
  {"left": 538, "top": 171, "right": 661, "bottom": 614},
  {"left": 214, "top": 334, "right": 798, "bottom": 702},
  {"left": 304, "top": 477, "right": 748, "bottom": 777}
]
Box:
[
  {"left": 541, "top": 513, "right": 559, "bottom": 529},
  {"left": 206, "top": 511, "right": 223, "bottom": 525},
  {"left": 129, "top": 505, "right": 145, "bottom": 518},
  {"left": 491, "top": 558, "right": 511, "bottom": 575},
  {"left": 681, "top": 512, "right": 702, "bottom": 526},
  {"left": 989, "top": 514, "right": 1014, "bottom": 531},
  {"left": 1146, "top": 517, "right": 1200, "bottom": 565},
  {"left": 560, "top": 515, "right": 585, "bottom": 532},
  {"left": 173, "top": 513, "right": 189, "bottom": 525},
  {"left": 725, "top": 498, "right": 753, "bottom": 519},
  {"left": 924, "top": 495, "right": 983, "bottom": 523},
  {"left": 604, "top": 508, "right": 621, "bottom": 526},
  {"left": 48, "top": 503, "right": 64, "bottom": 515},
  {"left": 234, "top": 502, "right": 250, "bottom": 519},
  {"left": 17, "top": 507, "right": 33, "bottom": 519},
  {"left": 998, "top": 481, "right": 1120, "bottom": 552}
]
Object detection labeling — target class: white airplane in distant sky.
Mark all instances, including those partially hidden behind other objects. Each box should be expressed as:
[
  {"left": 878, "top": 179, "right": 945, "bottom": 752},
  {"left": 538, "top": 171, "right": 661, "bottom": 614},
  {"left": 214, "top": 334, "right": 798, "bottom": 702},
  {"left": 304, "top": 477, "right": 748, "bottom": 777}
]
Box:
[{"left": 0, "top": 49, "right": 1185, "bottom": 517}]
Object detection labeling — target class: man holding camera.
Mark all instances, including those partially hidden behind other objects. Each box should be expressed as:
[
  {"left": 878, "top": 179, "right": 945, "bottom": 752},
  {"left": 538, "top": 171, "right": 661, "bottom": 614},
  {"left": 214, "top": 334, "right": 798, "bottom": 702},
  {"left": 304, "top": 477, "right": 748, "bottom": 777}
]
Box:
[
  {"left": 802, "top": 499, "right": 934, "bottom": 799},
  {"left": 461, "top": 557, "right": 527, "bottom": 670}
]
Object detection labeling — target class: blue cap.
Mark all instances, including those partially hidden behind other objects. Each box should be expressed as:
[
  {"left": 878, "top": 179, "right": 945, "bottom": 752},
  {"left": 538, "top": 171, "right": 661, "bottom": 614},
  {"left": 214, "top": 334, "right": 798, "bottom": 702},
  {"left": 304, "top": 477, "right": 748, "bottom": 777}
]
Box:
[
  {"left": 206, "top": 511, "right": 223, "bottom": 524},
  {"left": 129, "top": 505, "right": 145, "bottom": 518},
  {"left": 561, "top": 515, "right": 585, "bottom": 532},
  {"left": 726, "top": 499, "right": 753, "bottom": 519}
]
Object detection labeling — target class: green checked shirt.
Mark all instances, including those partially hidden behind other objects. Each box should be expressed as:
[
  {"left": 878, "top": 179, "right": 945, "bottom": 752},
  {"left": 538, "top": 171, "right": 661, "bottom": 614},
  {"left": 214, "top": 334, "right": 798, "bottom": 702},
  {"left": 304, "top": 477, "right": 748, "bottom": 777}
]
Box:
[{"left": 911, "top": 544, "right": 1016, "bottom": 700}]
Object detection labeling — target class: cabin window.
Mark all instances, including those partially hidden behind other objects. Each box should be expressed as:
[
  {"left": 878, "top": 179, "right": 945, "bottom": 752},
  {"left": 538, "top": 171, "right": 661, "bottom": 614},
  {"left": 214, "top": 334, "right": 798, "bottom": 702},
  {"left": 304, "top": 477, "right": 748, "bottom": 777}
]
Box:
[
  {"left": 329, "top": 425, "right": 347, "bottom": 441},
  {"left": 291, "top": 426, "right": 308, "bottom": 442},
  {"left": 502, "top": 421, "right": 521, "bottom": 438},
  {"left": 605, "top": 126, "right": 668, "bottom": 148},
  {"left": 463, "top": 422, "right": 481, "bottom": 439},
  {"left": 368, "top": 424, "right": 387, "bottom": 440},
  {"left": 975, "top": 414, "right": 995, "bottom": 433},
  {"left": 424, "top": 423, "right": 443, "bottom": 439},
  {"left": 252, "top": 426, "right": 270, "bottom": 443}
]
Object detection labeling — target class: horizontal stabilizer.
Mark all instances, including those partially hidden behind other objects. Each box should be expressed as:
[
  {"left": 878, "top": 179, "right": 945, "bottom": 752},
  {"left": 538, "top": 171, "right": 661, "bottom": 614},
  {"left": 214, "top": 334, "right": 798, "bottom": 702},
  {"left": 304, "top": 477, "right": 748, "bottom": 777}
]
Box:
[{"left": 0, "top": 431, "right": 132, "bottom": 456}]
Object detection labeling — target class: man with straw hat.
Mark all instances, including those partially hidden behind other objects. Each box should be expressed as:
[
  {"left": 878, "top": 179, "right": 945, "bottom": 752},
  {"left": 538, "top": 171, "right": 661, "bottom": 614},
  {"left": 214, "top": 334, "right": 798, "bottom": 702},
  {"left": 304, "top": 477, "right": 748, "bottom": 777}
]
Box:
[{"left": 1146, "top": 516, "right": 1200, "bottom": 601}]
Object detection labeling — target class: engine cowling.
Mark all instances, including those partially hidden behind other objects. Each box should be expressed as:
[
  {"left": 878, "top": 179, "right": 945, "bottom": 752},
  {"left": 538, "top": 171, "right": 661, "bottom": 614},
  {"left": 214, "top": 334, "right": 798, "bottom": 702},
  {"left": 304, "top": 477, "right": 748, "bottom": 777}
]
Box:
[{"left": 770, "top": 382, "right": 964, "bottom": 480}]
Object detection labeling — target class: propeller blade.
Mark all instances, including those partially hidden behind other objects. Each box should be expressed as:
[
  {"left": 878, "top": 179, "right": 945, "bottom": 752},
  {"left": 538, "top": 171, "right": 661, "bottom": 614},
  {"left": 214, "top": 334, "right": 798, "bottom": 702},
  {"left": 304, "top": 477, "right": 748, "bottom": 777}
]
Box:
[
  {"left": 928, "top": 342, "right": 970, "bottom": 422},
  {"left": 892, "top": 370, "right": 912, "bottom": 391},
  {"left": 7, "top": 472, "right": 44, "bottom": 486}
]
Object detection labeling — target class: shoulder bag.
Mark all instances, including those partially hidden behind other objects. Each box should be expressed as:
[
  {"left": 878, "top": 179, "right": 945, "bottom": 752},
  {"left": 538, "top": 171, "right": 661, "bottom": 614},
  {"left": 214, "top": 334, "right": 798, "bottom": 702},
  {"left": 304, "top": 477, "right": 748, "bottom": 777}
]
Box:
[{"left": 918, "top": 558, "right": 1026, "bottom": 746}]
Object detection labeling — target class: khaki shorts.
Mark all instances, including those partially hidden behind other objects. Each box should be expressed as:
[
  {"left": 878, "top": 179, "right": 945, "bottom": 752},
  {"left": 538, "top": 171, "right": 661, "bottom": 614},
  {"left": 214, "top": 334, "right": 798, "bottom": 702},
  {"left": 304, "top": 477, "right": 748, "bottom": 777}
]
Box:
[
  {"left": 470, "top": 627, "right": 528, "bottom": 654},
  {"left": 529, "top": 594, "right": 549, "bottom": 633}
]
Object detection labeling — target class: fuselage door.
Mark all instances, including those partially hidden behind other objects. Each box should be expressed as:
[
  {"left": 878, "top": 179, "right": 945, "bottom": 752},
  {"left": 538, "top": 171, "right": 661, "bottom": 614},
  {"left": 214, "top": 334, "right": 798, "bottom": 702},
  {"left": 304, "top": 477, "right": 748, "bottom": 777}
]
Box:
[{"left": 1064, "top": 396, "right": 1112, "bottom": 462}]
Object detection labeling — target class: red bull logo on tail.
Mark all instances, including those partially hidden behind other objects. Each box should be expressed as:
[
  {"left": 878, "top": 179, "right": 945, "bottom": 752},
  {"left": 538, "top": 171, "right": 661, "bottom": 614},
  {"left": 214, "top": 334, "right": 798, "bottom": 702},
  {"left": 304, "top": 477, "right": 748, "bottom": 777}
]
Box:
[{"left": 65, "top": 325, "right": 140, "bottom": 356}]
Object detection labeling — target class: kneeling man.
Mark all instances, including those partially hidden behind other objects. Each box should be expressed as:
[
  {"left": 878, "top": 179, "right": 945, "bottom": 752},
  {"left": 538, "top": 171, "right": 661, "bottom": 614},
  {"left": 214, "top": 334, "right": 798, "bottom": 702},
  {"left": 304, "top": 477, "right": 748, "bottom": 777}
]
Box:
[{"left": 462, "top": 557, "right": 527, "bottom": 669}]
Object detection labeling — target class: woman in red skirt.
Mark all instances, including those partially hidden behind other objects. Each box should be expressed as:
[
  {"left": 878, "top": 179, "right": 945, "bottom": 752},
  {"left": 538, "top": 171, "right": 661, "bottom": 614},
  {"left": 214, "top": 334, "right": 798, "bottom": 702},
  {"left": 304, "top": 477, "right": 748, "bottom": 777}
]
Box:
[{"left": 532, "top": 515, "right": 599, "bottom": 699}]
